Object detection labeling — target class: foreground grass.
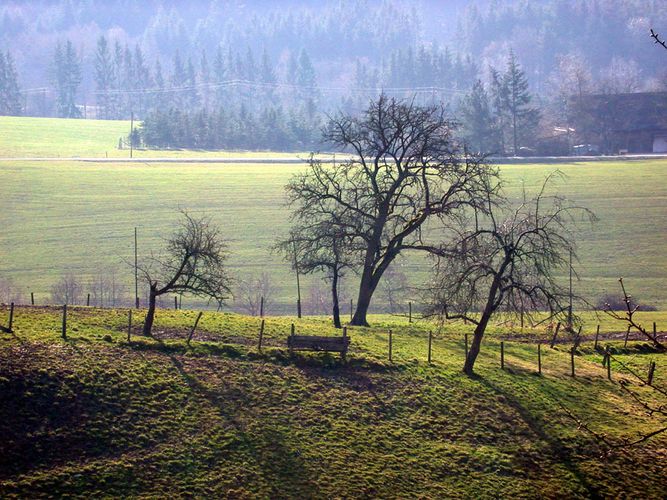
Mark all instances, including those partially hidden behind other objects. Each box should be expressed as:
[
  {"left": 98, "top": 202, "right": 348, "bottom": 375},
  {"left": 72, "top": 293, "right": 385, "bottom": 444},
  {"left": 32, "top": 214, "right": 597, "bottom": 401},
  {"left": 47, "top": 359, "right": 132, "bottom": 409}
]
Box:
[
  {"left": 0, "top": 305, "right": 665, "bottom": 498},
  {"left": 1, "top": 159, "right": 667, "bottom": 311}
]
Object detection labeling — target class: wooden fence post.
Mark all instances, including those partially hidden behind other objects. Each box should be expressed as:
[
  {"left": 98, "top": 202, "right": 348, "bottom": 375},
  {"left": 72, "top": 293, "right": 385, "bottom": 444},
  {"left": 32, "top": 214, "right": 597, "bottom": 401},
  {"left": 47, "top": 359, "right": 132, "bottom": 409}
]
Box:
[
  {"left": 653, "top": 322, "right": 658, "bottom": 342},
  {"left": 550, "top": 322, "right": 561, "bottom": 348},
  {"left": 606, "top": 346, "right": 612, "bottom": 380},
  {"left": 350, "top": 299, "right": 353, "bottom": 322},
  {"left": 594, "top": 325, "right": 600, "bottom": 350},
  {"left": 8, "top": 302, "right": 14, "bottom": 332},
  {"left": 427, "top": 330, "right": 432, "bottom": 364},
  {"left": 389, "top": 329, "right": 393, "bottom": 362},
  {"left": 647, "top": 361, "right": 656, "bottom": 386},
  {"left": 31, "top": 292, "right": 35, "bottom": 306},
  {"left": 291, "top": 323, "right": 295, "bottom": 336},
  {"left": 62, "top": 304, "right": 67, "bottom": 340},
  {"left": 500, "top": 341, "right": 505, "bottom": 369},
  {"left": 187, "top": 312, "right": 203, "bottom": 345},
  {"left": 570, "top": 347, "right": 576, "bottom": 377},
  {"left": 260, "top": 296, "right": 264, "bottom": 317},
  {"left": 342, "top": 326, "right": 348, "bottom": 362},
  {"left": 258, "top": 319, "right": 265, "bottom": 351},
  {"left": 127, "top": 310, "right": 132, "bottom": 342},
  {"left": 409, "top": 302, "right": 412, "bottom": 323},
  {"left": 537, "top": 343, "right": 542, "bottom": 375},
  {"left": 174, "top": 296, "right": 178, "bottom": 310},
  {"left": 464, "top": 333, "right": 469, "bottom": 358},
  {"left": 86, "top": 293, "right": 90, "bottom": 307},
  {"left": 623, "top": 325, "right": 630, "bottom": 348},
  {"left": 575, "top": 326, "right": 582, "bottom": 348}
]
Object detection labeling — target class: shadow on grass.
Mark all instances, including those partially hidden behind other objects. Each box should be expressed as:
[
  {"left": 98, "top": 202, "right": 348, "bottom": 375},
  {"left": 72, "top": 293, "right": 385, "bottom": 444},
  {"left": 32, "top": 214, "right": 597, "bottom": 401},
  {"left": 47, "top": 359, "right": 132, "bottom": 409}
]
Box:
[{"left": 473, "top": 373, "right": 602, "bottom": 498}]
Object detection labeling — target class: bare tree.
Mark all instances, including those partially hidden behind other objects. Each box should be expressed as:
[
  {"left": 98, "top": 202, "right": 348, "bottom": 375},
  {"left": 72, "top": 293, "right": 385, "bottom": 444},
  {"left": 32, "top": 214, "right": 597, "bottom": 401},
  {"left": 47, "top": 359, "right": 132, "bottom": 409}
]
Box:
[
  {"left": 235, "top": 272, "right": 275, "bottom": 316},
  {"left": 304, "top": 283, "right": 330, "bottom": 316},
  {"left": 378, "top": 262, "right": 409, "bottom": 313},
  {"left": 277, "top": 217, "right": 355, "bottom": 328},
  {"left": 602, "top": 278, "right": 664, "bottom": 350},
  {"left": 50, "top": 273, "right": 83, "bottom": 305},
  {"left": 0, "top": 278, "right": 23, "bottom": 305},
  {"left": 650, "top": 28, "right": 667, "bottom": 51},
  {"left": 286, "top": 94, "right": 497, "bottom": 326},
  {"left": 88, "top": 267, "right": 127, "bottom": 307},
  {"left": 425, "top": 173, "right": 594, "bottom": 375},
  {"left": 138, "top": 211, "right": 232, "bottom": 336}
]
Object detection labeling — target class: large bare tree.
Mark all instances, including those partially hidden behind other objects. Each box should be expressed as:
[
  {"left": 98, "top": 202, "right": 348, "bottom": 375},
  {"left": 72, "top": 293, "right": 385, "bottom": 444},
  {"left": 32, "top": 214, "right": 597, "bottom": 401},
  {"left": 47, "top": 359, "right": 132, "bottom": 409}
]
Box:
[
  {"left": 426, "top": 173, "right": 594, "bottom": 375},
  {"left": 138, "top": 211, "right": 231, "bottom": 336},
  {"left": 286, "top": 95, "right": 497, "bottom": 326}
]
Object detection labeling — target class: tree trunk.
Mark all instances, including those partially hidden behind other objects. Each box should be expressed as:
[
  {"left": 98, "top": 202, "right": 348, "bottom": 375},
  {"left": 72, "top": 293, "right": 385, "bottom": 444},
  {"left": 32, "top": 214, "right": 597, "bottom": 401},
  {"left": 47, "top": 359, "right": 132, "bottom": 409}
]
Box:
[
  {"left": 143, "top": 284, "right": 157, "bottom": 337},
  {"left": 351, "top": 275, "right": 374, "bottom": 326},
  {"left": 463, "top": 272, "right": 504, "bottom": 376},
  {"left": 463, "top": 311, "right": 493, "bottom": 376},
  {"left": 331, "top": 269, "right": 341, "bottom": 329}
]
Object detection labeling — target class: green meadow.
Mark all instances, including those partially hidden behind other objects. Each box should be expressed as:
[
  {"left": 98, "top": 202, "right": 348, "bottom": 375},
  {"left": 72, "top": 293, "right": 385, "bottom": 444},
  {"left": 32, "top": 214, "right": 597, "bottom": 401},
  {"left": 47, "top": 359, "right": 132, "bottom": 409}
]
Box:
[
  {"left": 1, "top": 115, "right": 666, "bottom": 315},
  {"left": 1, "top": 158, "right": 667, "bottom": 313}
]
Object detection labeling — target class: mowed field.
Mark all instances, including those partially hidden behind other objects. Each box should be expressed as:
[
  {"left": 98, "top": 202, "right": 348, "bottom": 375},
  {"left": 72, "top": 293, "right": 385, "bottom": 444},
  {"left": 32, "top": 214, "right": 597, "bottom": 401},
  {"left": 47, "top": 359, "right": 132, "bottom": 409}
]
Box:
[{"left": 1, "top": 116, "right": 666, "bottom": 313}]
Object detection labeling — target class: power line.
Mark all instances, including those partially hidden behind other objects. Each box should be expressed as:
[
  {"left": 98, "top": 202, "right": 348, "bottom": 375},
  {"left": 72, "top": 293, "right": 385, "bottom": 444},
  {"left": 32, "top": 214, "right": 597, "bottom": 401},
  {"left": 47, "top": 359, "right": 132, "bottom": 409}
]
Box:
[{"left": 21, "top": 78, "right": 466, "bottom": 97}]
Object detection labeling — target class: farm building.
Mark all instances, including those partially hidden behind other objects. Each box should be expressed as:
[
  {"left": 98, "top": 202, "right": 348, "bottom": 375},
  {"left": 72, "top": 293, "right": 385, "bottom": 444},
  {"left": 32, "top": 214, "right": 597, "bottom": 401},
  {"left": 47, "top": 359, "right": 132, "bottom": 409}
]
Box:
[{"left": 569, "top": 91, "right": 667, "bottom": 154}]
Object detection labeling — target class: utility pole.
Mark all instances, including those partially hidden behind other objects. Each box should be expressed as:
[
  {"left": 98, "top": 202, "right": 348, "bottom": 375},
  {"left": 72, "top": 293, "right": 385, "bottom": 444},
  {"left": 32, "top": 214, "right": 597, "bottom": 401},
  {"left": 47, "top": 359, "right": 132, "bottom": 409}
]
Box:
[
  {"left": 293, "top": 238, "right": 302, "bottom": 318},
  {"left": 134, "top": 227, "right": 139, "bottom": 308},
  {"left": 568, "top": 248, "right": 573, "bottom": 330},
  {"left": 130, "top": 111, "right": 134, "bottom": 159}
]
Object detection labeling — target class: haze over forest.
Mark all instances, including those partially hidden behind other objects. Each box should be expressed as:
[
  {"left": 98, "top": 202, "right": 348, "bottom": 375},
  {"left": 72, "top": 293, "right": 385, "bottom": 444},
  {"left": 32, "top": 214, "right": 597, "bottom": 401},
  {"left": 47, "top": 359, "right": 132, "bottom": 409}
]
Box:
[{"left": 1, "top": 0, "right": 665, "bottom": 152}]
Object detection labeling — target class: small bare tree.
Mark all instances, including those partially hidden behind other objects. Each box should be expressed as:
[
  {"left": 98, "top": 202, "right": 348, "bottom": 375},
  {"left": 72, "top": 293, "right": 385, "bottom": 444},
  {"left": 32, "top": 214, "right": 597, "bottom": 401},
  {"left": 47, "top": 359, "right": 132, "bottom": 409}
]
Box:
[
  {"left": 235, "top": 272, "right": 275, "bottom": 316},
  {"left": 0, "top": 278, "right": 23, "bottom": 305},
  {"left": 50, "top": 273, "right": 83, "bottom": 305},
  {"left": 138, "top": 211, "right": 232, "bottom": 336},
  {"left": 379, "top": 262, "right": 409, "bottom": 314},
  {"left": 277, "top": 219, "right": 355, "bottom": 328},
  {"left": 426, "top": 173, "right": 594, "bottom": 375},
  {"left": 88, "top": 267, "right": 127, "bottom": 307},
  {"left": 602, "top": 278, "right": 664, "bottom": 350}
]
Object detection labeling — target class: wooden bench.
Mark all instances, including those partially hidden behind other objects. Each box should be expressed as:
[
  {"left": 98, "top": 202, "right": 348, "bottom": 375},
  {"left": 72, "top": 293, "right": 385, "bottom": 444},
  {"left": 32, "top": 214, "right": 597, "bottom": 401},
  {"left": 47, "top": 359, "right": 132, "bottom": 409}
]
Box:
[{"left": 287, "top": 334, "right": 350, "bottom": 359}]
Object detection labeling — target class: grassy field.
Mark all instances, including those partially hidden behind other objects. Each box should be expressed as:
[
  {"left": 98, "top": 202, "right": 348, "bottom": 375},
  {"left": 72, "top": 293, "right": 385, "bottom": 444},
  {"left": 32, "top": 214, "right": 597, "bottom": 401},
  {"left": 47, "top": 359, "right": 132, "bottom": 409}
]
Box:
[
  {"left": 0, "top": 115, "right": 303, "bottom": 159},
  {"left": 0, "top": 305, "right": 665, "bottom": 497},
  {"left": 1, "top": 158, "right": 667, "bottom": 315}
]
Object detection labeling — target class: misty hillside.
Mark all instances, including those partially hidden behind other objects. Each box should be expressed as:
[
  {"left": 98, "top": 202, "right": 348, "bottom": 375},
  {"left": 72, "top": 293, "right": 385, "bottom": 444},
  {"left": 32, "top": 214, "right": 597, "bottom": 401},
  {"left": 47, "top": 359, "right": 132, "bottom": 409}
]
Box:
[
  {"left": 0, "top": 1, "right": 665, "bottom": 154},
  {"left": 2, "top": 1, "right": 665, "bottom": 114}
]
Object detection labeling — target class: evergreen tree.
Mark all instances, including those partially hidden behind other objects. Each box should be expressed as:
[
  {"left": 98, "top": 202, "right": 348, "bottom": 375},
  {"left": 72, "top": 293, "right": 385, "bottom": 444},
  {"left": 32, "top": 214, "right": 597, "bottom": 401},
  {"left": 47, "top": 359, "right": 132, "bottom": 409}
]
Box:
[
  {"left": 134, "top": 44, "right": 152, "bottom": 117},
  {"left": 53, "top": 40, "right": 82, "bottom": 118},
  {"left": 0, "top": 51, "right": 22, "bottom": 115},
  {"left": 489, "top": 66, "right": 509, "bottom": 155},
  {"left": 186, "top": 57, "right": 199, "bottom": 108},
  {"left": 199, "top": 50, "right": 211, "bottom": 110},
  {"left": 171, "top": 50, "right": 186, "bottom": 108},
  {"left": 460, "top": 80, "right": 497, "bottom": 154},
  {"left": 503, "top": 51, "right": 540, "bottom": 155},
  {"left": 259, "top": 47, "right": 276, "bottom": 101},
  {"left": 94, "top": 36, "right": 114, "bottom": 119},
  {"left": 153, "top": 57, "right": 165, "bottom": 111}
]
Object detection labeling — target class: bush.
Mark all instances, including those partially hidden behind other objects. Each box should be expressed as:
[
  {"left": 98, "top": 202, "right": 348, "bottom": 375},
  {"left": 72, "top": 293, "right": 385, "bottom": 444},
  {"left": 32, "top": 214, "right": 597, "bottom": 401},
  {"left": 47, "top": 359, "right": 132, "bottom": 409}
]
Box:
[{"left": 596, "top": 293, "right": 657, "bottom": 311}]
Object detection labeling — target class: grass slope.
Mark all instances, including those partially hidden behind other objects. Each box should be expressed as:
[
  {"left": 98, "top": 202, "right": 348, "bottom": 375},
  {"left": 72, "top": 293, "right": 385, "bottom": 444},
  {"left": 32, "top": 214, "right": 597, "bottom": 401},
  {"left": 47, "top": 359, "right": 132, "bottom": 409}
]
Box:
[
  {"left": 0, "top": 305, "right": 665, "bottom": 498},
  {"left": 1, "top": 159, "right": 667, "bottom": 311}
]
